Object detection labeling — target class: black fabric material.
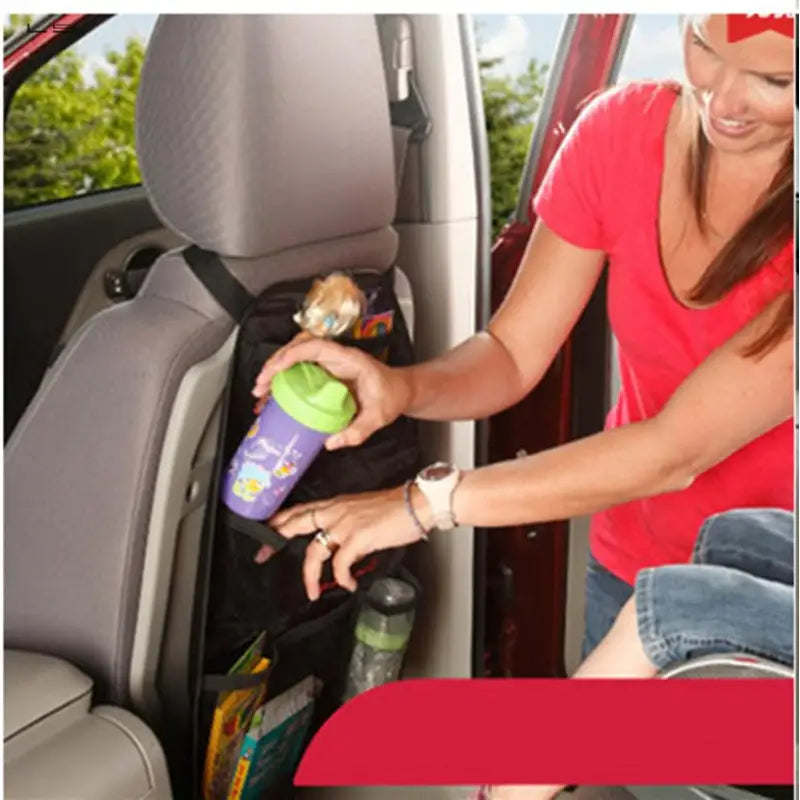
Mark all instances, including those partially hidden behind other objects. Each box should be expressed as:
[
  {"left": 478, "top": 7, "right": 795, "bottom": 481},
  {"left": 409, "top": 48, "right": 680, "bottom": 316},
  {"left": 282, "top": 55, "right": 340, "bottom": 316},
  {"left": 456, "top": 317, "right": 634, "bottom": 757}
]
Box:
[
  {"left": 182, "top": 245, "right": 253, "bottom": 322},
  {"left": 201, "top": 264, "right": 420, "bottom": 685}
]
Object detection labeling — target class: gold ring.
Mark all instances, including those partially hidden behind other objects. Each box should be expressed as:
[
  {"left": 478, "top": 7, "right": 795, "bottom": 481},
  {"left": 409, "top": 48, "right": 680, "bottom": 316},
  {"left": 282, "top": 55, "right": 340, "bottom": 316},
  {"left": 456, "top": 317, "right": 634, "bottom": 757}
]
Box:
[{"left": 314, "top": 529, "right": 339, "bottom": 555}]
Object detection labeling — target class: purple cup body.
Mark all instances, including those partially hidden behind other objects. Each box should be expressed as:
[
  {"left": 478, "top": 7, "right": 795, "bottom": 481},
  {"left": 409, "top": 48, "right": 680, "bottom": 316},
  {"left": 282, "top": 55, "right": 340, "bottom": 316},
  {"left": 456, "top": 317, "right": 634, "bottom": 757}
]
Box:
[{"left": 221, "top": 397, "right": 328, "bottom": 520}]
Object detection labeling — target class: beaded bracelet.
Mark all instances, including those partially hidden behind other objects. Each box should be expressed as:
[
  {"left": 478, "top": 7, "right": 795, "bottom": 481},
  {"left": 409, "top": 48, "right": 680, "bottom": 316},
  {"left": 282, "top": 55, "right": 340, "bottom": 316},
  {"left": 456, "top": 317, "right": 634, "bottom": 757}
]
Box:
[{"left": 403, "top": 479, "right": 429, "bottom": 542}]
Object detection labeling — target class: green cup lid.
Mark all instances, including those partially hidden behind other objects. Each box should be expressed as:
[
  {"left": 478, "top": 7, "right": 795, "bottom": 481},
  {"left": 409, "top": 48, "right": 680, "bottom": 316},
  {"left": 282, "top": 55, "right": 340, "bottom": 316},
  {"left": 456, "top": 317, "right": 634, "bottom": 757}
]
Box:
[{"left": 271, "top": 362, "right": 356, "bottom": 434}]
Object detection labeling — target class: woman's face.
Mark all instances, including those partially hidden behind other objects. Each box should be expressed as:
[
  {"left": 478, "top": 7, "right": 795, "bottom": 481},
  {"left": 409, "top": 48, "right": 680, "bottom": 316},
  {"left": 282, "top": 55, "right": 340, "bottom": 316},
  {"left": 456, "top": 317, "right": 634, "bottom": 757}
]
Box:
[{"left": 682, "top": 15, "right": 794, "bottom": 159}]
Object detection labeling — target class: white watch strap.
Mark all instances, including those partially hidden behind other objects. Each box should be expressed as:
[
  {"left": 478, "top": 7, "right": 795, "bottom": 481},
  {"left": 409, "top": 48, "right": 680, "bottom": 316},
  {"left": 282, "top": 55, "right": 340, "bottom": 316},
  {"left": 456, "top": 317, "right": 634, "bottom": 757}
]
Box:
[
  {"left": 416, "top": 465, "right": 461, "bottom": 531},
  {"left": 432, "top": 507, "right": 456, "bottom": 530}
]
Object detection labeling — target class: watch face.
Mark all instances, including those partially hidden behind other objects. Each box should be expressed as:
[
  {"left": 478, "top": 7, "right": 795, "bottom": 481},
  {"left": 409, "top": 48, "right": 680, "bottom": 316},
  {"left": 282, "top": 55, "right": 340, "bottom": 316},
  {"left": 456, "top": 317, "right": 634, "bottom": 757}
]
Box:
[{"left": 420, "top": 462, "right": 452, "bottom": 481}]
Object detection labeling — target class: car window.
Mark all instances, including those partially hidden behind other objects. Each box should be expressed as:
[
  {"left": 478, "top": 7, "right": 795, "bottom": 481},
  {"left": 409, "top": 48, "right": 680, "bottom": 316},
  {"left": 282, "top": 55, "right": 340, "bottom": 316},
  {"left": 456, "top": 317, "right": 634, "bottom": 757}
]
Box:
[
  {"left": 473, "top": 14, "right": 566, "bottom": 238},
  {"left": 618, "top": 14, "right": 684, "bottom": 82},
  {"left": 4, "top": 14, "right": 157, "bottom": 211}
]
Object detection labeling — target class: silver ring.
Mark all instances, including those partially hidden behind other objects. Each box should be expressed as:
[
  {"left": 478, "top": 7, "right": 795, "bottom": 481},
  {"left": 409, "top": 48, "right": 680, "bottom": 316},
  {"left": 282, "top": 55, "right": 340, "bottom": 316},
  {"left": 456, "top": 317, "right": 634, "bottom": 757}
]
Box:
[{"left": 314, "top": 529, "right": 339, "bottom": 555}]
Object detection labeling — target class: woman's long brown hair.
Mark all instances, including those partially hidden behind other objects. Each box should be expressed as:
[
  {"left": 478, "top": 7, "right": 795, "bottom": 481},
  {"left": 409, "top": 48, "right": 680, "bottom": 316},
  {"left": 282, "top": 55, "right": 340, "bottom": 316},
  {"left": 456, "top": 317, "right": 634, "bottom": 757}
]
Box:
[{"left": 680, "top": 60, "right": 794, "bottom": 359}]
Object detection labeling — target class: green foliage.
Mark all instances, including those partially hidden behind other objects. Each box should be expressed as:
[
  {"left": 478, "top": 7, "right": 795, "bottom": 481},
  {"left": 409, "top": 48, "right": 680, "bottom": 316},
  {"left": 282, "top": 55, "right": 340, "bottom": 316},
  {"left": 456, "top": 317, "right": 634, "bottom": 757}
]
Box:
[
  {"left": 479, "top": 54, "right": 548, "bottom": 238},
  {"left": 4, "top": 13, "right": 35, "bottom": 40},
  {"left": 4, "top": 16, "right": 145, "bottom": 210}
]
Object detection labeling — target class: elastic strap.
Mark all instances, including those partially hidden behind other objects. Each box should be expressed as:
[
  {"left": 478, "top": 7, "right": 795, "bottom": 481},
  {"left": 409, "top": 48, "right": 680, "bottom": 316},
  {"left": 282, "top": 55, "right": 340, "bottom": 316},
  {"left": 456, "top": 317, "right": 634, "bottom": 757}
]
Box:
[
  {"left": 224, "top": 508, "right": 289, "bottom": 552},
  {"left": 201, "top": 668, "right": 271, "bottom": 693}
]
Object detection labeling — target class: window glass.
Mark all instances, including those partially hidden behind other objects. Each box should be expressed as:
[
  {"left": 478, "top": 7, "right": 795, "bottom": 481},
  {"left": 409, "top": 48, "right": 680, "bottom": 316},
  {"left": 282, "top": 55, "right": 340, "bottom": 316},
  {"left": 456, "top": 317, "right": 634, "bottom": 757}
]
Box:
[
  {"left": 473, "top": 14, "right": 566, "bottom": 238},
  {"left": 618, "top": 14, "right": 684, "bottom": 82},
  {"left": 4, "top": 14, "right": 157, "bottom": 210}
]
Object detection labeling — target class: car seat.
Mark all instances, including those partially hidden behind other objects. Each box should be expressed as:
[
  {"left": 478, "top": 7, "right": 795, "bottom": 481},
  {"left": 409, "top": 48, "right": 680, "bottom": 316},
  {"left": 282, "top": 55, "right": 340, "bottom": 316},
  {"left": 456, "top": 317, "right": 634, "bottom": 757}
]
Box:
[{"left": 5, "top": 13, "right": 401, "bottom": 795}]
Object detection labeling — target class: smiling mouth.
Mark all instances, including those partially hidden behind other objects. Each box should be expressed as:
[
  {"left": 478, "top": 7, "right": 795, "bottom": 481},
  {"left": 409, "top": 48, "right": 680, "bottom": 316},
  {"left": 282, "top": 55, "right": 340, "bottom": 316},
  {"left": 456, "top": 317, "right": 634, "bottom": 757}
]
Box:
[{"left": 706, "top": 113, "right": 757, "bottom": 138}]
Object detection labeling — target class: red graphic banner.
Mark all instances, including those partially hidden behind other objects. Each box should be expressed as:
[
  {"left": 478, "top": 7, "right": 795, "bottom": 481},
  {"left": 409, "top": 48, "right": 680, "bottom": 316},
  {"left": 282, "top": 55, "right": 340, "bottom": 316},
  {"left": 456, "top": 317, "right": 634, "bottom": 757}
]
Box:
[
  {"left": 727, "top": 14, "right": 795, "bottom": 41},
  {"left": 296, "top": 679, "right": 793, "bottom": 787}
]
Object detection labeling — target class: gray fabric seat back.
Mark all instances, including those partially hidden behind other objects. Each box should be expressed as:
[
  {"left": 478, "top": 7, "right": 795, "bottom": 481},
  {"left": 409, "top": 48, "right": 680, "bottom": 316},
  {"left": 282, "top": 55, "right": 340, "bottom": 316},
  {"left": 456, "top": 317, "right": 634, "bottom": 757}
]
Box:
[{"left": 5, "top": 14, "right": 397, "bottom": 722}]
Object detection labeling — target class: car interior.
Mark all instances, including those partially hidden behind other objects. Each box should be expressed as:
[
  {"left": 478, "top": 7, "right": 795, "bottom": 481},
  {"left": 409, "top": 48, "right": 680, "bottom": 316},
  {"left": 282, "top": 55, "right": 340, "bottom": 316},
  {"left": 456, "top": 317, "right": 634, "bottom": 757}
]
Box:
[{"left": 3, "top": 13, "right": 793, "bottom": 800}]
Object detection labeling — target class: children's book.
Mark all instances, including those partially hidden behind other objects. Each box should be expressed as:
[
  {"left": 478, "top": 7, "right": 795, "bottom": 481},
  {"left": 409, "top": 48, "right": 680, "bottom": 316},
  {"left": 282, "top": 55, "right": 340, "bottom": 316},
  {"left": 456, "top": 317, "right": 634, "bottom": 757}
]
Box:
[
  {"left": 227, "top": 675, "right": 322, "bottom": 800},
  {"left": 203, "top": 632, "right": 270, "bottom": 800}
]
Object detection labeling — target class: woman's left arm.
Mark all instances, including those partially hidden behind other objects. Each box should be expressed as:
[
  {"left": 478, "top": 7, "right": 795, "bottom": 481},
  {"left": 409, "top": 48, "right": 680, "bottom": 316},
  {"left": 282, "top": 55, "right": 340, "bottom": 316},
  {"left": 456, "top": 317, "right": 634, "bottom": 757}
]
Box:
[
  {"left": 270, "top": 296, "right": 792, "bottom": 598},
  {"left": 453, "top": 295, "right": 792, "bottom": 527}
]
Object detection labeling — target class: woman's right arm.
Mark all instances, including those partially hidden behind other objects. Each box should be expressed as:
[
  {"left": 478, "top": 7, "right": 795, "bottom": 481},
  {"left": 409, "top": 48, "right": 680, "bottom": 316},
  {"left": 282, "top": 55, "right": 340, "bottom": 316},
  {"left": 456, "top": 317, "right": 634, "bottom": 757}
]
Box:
[
  {"left": 252, "top": 221, "right": 605, "bottom": 446},
  {"left": 400, "top": 221, "right": 605, "bottom": 420}
]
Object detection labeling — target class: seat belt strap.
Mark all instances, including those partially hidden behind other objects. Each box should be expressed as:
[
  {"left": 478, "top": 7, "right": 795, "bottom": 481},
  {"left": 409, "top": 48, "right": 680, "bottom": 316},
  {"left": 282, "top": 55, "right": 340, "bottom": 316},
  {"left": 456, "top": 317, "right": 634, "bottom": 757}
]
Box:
[{"left": 182, "top": 245, "right": 253, "bottom": 323}]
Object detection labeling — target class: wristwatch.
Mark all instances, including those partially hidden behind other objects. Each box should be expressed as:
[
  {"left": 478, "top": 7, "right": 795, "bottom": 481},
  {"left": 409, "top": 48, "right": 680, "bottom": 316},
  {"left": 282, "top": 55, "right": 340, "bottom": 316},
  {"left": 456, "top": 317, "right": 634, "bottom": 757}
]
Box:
[{"left": 414, "top": 461, "right": 462, "bottom": 531}]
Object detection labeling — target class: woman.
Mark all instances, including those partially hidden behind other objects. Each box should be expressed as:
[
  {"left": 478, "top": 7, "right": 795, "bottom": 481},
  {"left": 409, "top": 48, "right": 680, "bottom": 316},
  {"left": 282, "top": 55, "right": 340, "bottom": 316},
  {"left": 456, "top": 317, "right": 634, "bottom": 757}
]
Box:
[{"left": 252, "top": 14, "right": 794, "bottom": 657}]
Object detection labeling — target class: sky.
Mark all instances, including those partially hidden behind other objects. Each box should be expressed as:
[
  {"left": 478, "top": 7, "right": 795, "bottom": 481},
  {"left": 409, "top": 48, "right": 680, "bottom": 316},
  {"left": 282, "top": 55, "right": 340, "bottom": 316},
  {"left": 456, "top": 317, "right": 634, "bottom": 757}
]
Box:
[
  {"left": 6, "top": 13, "right": 685, "bottom": 86},
  {"left": 475, "top": 14, "right": 683, "bottom": 81}
]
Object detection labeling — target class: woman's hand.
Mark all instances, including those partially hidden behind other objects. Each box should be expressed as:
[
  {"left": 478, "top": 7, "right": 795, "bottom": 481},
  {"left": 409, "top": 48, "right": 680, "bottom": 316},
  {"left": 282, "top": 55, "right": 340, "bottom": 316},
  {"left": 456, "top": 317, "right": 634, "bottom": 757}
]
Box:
[
  {"left": 251, "top": 334, "right": 411, "bottom": 449},
  {"left": 256, "top": 485, "right": 432, "bottom": 600}
]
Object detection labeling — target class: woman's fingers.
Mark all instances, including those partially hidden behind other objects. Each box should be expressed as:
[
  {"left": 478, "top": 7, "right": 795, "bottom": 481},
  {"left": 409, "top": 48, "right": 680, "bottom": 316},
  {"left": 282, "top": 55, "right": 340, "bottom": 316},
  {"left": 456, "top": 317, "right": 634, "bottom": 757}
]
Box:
[
  {"left": 252, "top": 335, "right": 353, "bottom": 399},
  {"left": 324, "top": 410, "right": 377, "bottom": 450},
  {"left": 302, "top": 529, "right": 360, "bottom": 599},
  {"left": 264, "top": 489, "right": 410, "bottom": 598},
  {"left": 250, "top": 331, "right": 312, "bottom": 398},
  {"left": 253, "top": 543, "right": 276, "bottom": 564},
  {"left": 270, "top": 510, "right": 317, "bottom": 538},
  {"left": 270, "top": 500, "right": 341, "bottom": 533},
  {"left": 331, "top": 538, "right": 362, "bottom": 593},
  {"left": 303, "top": 542, "right": 326, "bottom": 601},
  {"left": 270, "top": 502, "right": 323, "bottom": 533}
]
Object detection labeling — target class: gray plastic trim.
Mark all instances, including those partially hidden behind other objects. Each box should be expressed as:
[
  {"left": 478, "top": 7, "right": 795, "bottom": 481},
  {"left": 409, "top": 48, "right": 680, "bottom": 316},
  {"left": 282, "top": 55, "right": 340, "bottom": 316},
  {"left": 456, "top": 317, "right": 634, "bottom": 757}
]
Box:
[{"left": 129, "top": 330, "right": 238, "bottom": 723}]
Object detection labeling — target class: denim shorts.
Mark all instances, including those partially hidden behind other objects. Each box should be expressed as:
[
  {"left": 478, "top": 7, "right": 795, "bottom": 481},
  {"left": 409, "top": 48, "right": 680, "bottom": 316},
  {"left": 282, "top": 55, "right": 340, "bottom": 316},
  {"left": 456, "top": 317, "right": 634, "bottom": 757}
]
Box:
[
  {"left": 581, "top": 554, "right": 634, "bottom": 659},
  {"left": 635, "top": 508, "right": 794, "bottom": 670}
]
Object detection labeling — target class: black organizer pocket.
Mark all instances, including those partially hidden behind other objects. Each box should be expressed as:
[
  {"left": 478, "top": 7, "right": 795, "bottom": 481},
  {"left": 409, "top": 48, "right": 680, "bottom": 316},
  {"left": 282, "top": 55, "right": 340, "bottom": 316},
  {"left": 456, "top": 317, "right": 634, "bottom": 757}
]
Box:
[
  {"left": 230, "top": 595, "right": 359, "bottom": 800},
  {"left": 196, "top": 636, "right": 274, "bottom": 800},
  {"left": 199, "top": 266, "right": 420, "bottom": 797},
  {"left": 268, "top": 593, "right": 359, "bottom": 714},
  {"left": 206, "top": 267, "right": 421, "bottom": 653}
]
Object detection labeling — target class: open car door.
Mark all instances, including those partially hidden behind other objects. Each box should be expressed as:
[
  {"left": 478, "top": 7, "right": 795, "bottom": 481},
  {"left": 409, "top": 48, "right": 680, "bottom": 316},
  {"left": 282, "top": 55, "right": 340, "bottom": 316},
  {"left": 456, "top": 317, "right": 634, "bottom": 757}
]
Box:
[{"left": 481, "top": 14, "right": 632, "bottom": 679}]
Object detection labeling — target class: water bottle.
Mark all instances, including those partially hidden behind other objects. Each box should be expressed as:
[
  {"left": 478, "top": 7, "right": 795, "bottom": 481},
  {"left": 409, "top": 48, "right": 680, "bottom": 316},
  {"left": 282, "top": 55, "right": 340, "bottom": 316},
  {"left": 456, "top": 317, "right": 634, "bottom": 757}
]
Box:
[
  {"left": 343, "top": 577, "right": 417, "bottom": 702},
  {"left": 221, "top": 362, "right": 356, "bottom": 520}
]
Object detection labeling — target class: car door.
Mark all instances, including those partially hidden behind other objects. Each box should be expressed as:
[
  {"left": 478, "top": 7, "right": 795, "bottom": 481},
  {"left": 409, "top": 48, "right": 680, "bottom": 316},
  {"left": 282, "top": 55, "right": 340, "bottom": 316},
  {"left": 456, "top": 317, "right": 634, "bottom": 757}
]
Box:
[
  {"left": 4, "top": 14, "right": 182, "bottom": 439},
  {"left": 481, "top": 14, "right": 632, "bottom": 678}
]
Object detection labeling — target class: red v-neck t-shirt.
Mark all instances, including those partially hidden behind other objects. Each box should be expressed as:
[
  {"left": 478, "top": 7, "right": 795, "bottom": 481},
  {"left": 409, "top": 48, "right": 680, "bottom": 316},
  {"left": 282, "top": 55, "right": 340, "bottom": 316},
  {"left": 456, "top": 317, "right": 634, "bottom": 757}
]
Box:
[{"left": 533, "top": 80, "right": 793, "bottom": 585}]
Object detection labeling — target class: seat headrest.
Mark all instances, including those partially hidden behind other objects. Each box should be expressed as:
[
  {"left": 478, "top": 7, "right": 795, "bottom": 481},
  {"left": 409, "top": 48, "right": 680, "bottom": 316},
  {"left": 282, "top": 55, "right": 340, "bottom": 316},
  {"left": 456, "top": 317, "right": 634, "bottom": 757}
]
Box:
[{"left": 136, "top": 15, "right": 396, "bottom": 258}]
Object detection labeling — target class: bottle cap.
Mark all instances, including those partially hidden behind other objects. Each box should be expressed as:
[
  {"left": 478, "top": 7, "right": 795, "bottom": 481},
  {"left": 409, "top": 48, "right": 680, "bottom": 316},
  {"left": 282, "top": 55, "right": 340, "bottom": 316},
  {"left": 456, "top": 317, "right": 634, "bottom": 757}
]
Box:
[
  {"left": 271, "top": 362, "right": 356, "bottom": 434},
  {"left": 365, "top": 577, "right": 417, "bottom": 616}
]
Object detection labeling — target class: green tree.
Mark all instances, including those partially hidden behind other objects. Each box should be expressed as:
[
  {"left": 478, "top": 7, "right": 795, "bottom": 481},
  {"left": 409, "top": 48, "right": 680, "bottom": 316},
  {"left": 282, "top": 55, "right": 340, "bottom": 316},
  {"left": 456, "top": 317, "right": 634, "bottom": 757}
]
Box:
[
  {"left": 478, "top": 53, "right": 548, "bottom": 238},
  {"left": 4, "top": 16, "right": 145, "bottom": 210}
]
